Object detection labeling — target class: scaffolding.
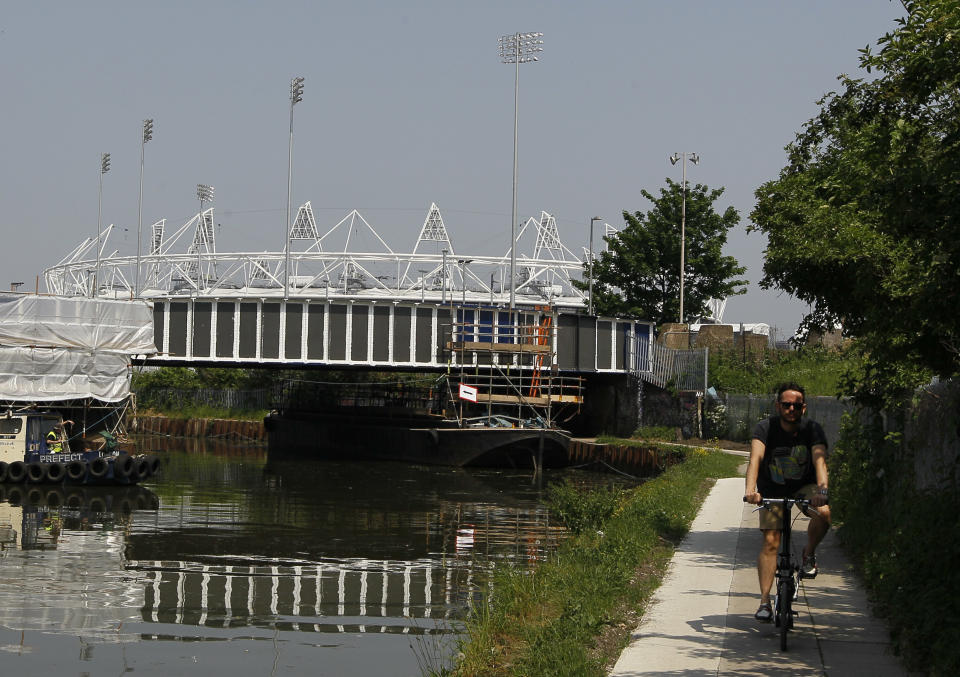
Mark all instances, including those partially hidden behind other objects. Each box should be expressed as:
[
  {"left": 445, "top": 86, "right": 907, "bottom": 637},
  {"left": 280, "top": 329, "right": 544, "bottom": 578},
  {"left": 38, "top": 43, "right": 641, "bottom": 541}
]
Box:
[{"left": 443, "top": 308, "right": 583, "bottom": 429}]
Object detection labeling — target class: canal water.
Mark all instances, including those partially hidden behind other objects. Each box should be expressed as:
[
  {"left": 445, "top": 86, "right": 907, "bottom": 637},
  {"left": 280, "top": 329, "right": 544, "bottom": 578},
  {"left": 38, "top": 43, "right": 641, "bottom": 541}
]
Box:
[{"left": 0, "top": 437, "right": 630, "bottom": 676}]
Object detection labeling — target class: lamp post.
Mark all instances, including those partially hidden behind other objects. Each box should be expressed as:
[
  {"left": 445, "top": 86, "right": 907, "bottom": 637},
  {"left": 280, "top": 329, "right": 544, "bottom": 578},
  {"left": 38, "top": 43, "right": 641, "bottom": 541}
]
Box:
[
  {"left": 418, "top": 269, "right": 428, "bottom": 303},
  {"left": 458, "top": 258, "right": 473, "bottom": 306},
  {"left": 94, "top": 152, "right": 111, "bottom": 297},
  {"left": 196, "top": 184, "right": 214, "bottom": 292},
  {"left": 441, "top": 249, "right": 448, "bottom": 305},
  {"left": 669, "top": 152, "right": 699, "bottom": 324},
  {"left": 285, "top": 76, "right": 305, "bottom": 299},
  {"left": 588, "top": 216, "right": 602, "bottom": 315},
  {"left": 499, "top": 31, "right": 543, "bottom": 313},
  {"left": 136, "top": 119, "right": 153, "bottom": 297}
]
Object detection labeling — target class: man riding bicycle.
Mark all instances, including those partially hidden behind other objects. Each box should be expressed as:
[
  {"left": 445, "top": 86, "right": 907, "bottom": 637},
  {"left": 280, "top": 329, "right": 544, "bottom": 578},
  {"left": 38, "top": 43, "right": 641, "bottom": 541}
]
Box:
[{"left": 743, "top": 382, "right": 831, "bottom": 622}]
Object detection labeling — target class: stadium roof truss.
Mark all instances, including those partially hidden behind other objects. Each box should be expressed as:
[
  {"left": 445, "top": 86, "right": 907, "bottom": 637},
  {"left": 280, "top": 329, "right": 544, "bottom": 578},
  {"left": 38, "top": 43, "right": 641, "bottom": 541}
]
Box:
[{"left": 43, "top": 202, "right": 590, "bottom": 307}]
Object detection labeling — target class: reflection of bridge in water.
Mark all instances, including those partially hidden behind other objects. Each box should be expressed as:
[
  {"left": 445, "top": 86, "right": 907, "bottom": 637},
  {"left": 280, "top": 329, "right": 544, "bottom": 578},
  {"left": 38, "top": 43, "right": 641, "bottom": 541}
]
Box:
[
  {"left": 0, "top": 477, "right": 561, "bottom": 638},
  {"left": 132, "top": 557, "right": 475, "bottom": 633}
]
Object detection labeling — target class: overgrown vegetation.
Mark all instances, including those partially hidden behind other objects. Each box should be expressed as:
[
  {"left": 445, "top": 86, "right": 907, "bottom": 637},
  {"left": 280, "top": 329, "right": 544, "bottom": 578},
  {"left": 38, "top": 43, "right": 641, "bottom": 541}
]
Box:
[
  {"left": 619, "top": 426, "right": 675, "bottom": 442},
  {"left": 831, "top": 413, "right": 960, "bottom": 676},
  {"left": 449, "top": 447, "right": 741, "bottom": 676},
  {"left": 708, "top": 345, "right": 853, "bottom": 397}
]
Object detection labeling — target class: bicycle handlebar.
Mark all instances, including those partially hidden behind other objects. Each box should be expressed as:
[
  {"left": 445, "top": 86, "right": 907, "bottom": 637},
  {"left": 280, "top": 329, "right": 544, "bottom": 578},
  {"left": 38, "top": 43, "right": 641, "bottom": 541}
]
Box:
[{"left": 742, "top": 496, "right": 825, "bottom": 507}]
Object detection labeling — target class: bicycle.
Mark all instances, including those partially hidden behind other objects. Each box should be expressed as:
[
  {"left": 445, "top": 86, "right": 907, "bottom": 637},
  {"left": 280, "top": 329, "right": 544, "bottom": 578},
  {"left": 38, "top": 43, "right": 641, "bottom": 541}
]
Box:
[{"left": 744, "top": 496, "right": 820, "bottom": 650}]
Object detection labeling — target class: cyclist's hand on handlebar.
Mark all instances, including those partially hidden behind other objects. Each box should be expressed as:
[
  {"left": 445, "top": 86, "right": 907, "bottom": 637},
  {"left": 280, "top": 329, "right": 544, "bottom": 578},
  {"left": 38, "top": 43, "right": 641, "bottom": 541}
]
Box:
[{"left": 743, "top": 491, "right": 762, "bottom": 505}]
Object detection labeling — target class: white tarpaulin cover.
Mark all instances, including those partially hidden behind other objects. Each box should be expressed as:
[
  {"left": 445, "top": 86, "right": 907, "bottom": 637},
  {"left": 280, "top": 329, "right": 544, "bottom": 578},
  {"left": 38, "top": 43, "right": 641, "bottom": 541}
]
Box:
[
  {"left": 0, "top": 347, "right": 132, "bottom": 402},
  {"left": 0, "top": 294, "right": 155, "bottom": 354},
  {"left": 0, "top": 294, "right": 156, "bottom": 402}
]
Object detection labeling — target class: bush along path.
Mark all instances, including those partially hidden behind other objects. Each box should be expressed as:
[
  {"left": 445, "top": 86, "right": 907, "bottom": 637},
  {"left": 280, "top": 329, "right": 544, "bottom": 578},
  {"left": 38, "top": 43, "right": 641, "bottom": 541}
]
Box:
[{"left": 447, "top": 446, "right": 742, "bottom": 677}]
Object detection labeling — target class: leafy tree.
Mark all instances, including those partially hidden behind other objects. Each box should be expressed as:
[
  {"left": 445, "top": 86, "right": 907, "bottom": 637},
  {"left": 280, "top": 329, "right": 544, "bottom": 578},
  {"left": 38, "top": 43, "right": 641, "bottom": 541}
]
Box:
[
  {"left": 750, "top": 0, "right": 960, "bottom": 406},
  {"left": 581, "top": 178, "right": 747, "bottom": 325}
]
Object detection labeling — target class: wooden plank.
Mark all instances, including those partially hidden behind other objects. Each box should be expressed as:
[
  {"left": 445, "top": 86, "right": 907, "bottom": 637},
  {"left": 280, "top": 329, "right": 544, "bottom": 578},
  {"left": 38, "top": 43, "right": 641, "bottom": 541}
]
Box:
[
  {"left": 474, "top": 393, "right": 583, "bottom": 405},
  {"left": 445, "top": 341, "right": 552, "bottom": 354}
]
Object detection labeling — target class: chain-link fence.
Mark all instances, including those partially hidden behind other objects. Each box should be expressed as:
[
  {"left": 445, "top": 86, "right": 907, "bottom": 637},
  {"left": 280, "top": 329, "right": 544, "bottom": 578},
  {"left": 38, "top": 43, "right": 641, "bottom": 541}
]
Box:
[{"left": 705, "top": 393, "right": 855, "bottom": 444}]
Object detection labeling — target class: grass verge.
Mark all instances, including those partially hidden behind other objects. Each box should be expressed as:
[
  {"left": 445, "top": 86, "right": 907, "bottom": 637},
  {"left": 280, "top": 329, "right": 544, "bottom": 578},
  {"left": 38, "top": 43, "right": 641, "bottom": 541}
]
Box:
[{"left": 448, "top": 445, "right": 742, "bottom": 676}]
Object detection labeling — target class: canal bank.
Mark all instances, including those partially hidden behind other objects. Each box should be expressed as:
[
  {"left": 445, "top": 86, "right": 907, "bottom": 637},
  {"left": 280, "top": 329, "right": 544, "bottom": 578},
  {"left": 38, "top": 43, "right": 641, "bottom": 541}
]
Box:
[
  {"left": 451, "top": 447, "right": 744, "bottom": 676},
  {"left": 132, "top": 414, "right": 266, "bottom": 441}
]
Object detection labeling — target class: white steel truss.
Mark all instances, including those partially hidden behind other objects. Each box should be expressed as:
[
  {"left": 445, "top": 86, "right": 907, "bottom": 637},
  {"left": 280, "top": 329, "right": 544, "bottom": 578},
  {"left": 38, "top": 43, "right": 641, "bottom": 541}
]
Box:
[
  {"left": 289, "top": 201, "right": 319, "bottom": 242},
  {"left": 43, "top": 202, "right": 590, "bottom": 308},
  {"left": 401, "top": 203, "right": 454, "bottom": 288}
]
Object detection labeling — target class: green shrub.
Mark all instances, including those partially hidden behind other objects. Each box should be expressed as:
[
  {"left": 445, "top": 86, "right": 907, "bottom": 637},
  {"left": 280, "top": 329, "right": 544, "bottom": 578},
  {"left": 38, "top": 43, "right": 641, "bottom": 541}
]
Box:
[
  {"left": 709, "top": 345, "right": 852, "bottom": 397},
  {"left": 545, "top": 480, "right": 626, "bottom": 535},
  {"left": 629, "top": 425, "right": 675, "bottom": 441},
  {"left": 832, "top": 414, "right": 960, "bottom": 676}
]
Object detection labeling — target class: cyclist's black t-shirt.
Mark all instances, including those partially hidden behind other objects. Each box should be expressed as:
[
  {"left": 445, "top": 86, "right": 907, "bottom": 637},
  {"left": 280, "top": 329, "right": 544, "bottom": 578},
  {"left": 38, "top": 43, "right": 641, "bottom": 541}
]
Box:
[{"left": 752, "top": 416, "right": 828, "bottom": 497}]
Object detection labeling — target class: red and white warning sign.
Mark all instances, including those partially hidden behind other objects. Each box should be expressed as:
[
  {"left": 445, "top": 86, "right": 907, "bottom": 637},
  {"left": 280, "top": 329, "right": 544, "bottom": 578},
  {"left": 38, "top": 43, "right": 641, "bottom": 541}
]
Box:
[{"left": 458, "top": 383, "right": 478, "bottom": 403}]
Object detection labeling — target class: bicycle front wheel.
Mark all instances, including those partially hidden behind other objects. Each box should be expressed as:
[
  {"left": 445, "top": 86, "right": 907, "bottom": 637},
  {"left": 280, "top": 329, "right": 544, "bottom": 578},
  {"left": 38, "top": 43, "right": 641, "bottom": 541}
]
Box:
[{"left": 777, "top": 578, "right": 793, "bottom": 650}]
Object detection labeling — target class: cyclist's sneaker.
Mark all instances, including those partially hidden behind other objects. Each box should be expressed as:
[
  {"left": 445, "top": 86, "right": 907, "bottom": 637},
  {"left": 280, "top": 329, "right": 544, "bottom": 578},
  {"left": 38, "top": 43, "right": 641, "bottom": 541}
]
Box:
[
  {"left": 754, "top": 602, "right": 772, "bottom": 622},
  {"left": 800, "top": 552, "right": 818, "bottom": 579}
]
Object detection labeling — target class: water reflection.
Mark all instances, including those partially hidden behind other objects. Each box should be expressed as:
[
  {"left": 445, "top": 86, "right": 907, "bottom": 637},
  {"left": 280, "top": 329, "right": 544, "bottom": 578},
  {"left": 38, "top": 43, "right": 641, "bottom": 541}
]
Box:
[{"left": 0, "top": 435, "right": 603, "bottom": 676}]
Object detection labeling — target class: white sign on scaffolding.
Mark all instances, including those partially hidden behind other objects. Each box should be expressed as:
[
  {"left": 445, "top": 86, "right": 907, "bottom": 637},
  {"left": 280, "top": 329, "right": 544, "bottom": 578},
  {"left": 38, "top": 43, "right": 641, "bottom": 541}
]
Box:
[{"left": 458, "top": 383, "right": 478, "bottom": 403}]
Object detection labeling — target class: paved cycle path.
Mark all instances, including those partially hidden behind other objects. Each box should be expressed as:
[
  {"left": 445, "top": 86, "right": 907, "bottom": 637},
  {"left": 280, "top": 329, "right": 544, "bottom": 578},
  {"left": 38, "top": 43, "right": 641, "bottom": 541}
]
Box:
[{"left": 610, "top": 476, "right": 912, "bottom": 676}]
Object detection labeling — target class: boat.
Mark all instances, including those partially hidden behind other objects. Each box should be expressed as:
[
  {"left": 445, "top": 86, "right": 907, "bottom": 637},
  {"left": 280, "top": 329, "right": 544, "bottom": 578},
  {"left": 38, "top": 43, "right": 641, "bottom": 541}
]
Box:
[
  {"left": 0, "top": 407, "right": 161, "bottom": 485},
  {"left": 0, "top": 293, "right": 159, "bottom": 484}
]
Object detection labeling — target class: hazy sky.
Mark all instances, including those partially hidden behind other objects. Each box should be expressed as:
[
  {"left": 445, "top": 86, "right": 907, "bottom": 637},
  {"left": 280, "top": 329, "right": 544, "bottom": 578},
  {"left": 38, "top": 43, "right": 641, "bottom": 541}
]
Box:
[{"left": 0, "top": 1, "right": 905, "bottom": 337}]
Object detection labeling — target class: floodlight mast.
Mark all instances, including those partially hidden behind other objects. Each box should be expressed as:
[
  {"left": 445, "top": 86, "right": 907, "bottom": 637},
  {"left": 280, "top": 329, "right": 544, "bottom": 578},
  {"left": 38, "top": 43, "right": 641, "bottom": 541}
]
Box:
[
  {"left": 136, "top": 119, "right": 154, "bottom": 297},
  {"left": 196, "top": 184, "right": 214, "bottom": 292},
  {"left": 669, "top": 151, "right": 700, "bottom": 324},
  {"left": 285, "top": 76, "right": 305, "bottom": 299},
  {"left": 94, "top": 152, "right": 110, "bottom": 297},
  {"left": 499, "top": 31, "right": 543, "bottom": 312}
]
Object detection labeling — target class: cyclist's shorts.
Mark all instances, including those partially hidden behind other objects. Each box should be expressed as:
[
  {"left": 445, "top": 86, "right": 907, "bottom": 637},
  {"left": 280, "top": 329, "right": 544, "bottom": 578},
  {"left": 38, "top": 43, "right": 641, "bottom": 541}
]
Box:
[{"left": 758, "top": 484, "right": 824, "bottom": 530}]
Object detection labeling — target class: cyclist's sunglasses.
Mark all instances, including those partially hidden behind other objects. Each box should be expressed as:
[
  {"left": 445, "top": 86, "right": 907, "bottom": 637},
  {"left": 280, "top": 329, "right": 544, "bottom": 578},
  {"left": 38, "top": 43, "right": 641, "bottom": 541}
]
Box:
[{"left": 779, "top": 401, "right": 804, "bottom": 410}]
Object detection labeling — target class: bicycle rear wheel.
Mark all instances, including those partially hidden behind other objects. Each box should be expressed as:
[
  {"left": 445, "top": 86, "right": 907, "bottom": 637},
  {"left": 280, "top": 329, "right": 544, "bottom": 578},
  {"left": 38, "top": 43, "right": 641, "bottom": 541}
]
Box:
[{"left": 777, "top": 578, "right": 793, "bottom": 650}]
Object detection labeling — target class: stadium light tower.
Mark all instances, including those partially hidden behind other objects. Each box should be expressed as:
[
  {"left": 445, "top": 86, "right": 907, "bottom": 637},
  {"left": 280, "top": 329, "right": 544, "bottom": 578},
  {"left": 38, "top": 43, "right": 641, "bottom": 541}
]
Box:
[
  {"left": 94, "top": 152, "right": 111, "bottom": 297},
  {"left": 669, "top": 151, "right": 699, "bottom": 324},
  {"left": 136, "top": 118, "right": 154, "bottom": 296},
  {"left": 285, "top": 76, "right": 305, "bottom": 299},
  {"left": 499, "top": 31, "right": 543, "bottom": 312},
  {"left": 196, "top": 184, "right": 214, "bottom": 292},
  {"left": 588, "top": 216, "right": 602, "bottom": 315}
]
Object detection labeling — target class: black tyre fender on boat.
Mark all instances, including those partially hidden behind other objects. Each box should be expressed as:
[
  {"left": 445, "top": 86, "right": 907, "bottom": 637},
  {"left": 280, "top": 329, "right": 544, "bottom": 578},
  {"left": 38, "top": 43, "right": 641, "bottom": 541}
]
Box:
[
  {"left": 0, "top": 461, "right": 7, "bottom": 483},
  {"left": 7, "top": 461, "right": 26, "bottom": 483},
  {"left": 27, "top": 462, "right": 46, "bottom": 483},
  {"left": 114, "top": 454, "right": 135, "bottom": 479},
  {"left": 66, "top": 460, "right": 87, "bottom": 482},
  {"left": 65, "top": 489, "right": 84, "bottom": 508},
  {"left": 147, "top": 455, "right": 162, "bottom": 476},
  {"left": 88, "top": 457, "right": 109, "bottom": 479},
  {"left": 6, "top": 485, "right": 23, "bottom": 505},
  {"left": 135, "top": 457, "right": 150, "bottom": 481},
  {"left": 27, "top": 487, "right": 44, "bottom": 505},
  {"left": 46, "top": 462, "right": 66, "bottom": 483}
]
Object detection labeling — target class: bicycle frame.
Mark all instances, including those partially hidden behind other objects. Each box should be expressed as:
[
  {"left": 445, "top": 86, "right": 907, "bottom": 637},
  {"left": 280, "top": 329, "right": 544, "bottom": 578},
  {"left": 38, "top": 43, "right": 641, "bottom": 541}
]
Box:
[{"left": 754, "top": 497, "right": 812, "bottom": 651}]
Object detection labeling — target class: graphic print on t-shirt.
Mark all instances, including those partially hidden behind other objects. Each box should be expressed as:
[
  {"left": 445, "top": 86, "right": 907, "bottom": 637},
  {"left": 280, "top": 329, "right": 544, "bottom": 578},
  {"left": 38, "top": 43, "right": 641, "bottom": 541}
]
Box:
[{"left": 769, "top": 444, "right": 809, "bottom": 484}]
